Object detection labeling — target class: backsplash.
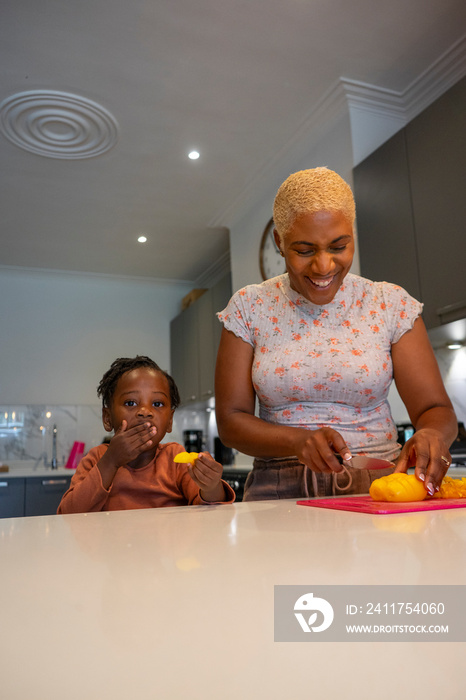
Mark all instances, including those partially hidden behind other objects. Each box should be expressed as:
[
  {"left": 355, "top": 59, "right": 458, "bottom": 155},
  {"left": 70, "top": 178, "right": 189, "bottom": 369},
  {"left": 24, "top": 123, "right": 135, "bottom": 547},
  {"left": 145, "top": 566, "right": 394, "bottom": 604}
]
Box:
[
  {"left": 388, "top": 346, "right": 466, "bottom": 428},
  {"left": 0, "top": 405, "right": 104, "bottom": 467},
  {"left": 436, "top": 346, "right": 466, "bottom": 424},
  {"left": 0, "top": 402, "right": 214, "bottom": 468}
]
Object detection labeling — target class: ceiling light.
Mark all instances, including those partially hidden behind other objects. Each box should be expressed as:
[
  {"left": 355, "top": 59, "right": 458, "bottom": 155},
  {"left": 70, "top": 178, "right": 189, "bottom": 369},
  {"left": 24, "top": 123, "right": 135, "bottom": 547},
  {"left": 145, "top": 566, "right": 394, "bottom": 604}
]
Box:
[
  {"left": 447, "top": 342, "right": 463, "bottom": 350},
  {"left": 188, "top": 150, "right": 200, "bottom": 160},
  {"left": 138, "top": 235, "right": 147, "bottom": 243}
]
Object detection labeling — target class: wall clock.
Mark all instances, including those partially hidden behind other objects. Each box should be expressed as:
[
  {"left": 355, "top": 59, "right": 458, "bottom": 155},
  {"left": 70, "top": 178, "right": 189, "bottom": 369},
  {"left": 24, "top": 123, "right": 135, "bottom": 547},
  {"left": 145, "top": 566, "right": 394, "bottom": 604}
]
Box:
[{"left": 259, "top": 218, "right": 286, "bottom": 280}]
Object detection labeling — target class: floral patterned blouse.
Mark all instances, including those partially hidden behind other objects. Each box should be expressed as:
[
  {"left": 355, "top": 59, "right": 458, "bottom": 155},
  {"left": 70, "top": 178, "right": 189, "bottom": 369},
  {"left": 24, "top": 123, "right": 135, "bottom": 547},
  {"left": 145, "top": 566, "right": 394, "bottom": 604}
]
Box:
[{"left": 218, "top": 273, "right": 423, "bottom": 461}]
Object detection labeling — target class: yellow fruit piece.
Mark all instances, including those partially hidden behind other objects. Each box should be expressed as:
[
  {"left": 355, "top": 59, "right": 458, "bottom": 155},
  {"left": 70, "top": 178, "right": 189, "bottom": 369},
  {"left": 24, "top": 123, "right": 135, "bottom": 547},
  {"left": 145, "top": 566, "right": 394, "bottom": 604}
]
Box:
[
  {"left": 369, "top": 473, "right": 427, "bottom": 502},
  {"left": 433, "top": 476, "right": 466, "bottom": 499},
  {"left": 173, "top": 451, "right": 199, "bottom": 465}
]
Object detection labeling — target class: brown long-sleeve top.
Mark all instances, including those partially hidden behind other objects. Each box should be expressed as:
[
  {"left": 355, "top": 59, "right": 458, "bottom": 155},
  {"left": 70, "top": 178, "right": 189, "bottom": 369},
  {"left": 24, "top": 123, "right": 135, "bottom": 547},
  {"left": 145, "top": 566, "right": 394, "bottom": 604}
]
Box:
[{"left": 57, "top": 442, "right": 235, "bottom": 514}]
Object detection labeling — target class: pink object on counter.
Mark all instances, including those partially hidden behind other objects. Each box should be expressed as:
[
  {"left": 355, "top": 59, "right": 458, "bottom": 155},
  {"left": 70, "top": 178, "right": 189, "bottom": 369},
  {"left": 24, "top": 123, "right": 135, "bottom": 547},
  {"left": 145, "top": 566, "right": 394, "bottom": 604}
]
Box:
[
  {"left": 65, "top": 441, "right": 85, "bottom": 469},
  {"left": 297, "top": 495, "right": 466, "bottom": 514}
]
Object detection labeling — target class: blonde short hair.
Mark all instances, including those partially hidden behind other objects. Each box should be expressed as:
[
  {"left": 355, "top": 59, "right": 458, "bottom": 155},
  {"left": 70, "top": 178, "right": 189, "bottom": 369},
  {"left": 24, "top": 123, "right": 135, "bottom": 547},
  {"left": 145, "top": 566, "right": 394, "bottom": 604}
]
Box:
[{"left": 273, "top": 167, "right": 356, "bottom": 242}]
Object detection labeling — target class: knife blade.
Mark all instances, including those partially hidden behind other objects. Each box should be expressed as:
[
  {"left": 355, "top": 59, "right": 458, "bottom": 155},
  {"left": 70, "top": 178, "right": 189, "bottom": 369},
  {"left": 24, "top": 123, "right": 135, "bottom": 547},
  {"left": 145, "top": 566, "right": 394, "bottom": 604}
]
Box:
[{"left": 335, "top": 454, "right": 395, "bottom": 470}]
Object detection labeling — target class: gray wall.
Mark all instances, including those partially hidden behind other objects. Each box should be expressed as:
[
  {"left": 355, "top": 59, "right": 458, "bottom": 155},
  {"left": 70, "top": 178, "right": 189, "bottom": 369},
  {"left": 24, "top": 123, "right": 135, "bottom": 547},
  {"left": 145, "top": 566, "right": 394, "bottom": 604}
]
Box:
[{"left": 0, "top": 267, "right": 192, "bottom": 404}]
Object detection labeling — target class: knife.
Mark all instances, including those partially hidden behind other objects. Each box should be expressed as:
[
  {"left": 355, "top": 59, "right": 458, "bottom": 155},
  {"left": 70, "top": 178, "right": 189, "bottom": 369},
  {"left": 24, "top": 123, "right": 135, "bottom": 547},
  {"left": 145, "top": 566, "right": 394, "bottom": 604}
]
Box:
[{"left": 335, "top": 454, "right": 395, "bottom": 470}]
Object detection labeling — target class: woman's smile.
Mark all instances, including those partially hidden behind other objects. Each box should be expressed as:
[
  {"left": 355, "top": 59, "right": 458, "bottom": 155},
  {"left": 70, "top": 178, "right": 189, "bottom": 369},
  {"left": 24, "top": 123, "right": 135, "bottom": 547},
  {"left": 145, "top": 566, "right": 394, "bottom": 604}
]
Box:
[{"left": 307, "top": 275, "right": 335, "bottom": 289}]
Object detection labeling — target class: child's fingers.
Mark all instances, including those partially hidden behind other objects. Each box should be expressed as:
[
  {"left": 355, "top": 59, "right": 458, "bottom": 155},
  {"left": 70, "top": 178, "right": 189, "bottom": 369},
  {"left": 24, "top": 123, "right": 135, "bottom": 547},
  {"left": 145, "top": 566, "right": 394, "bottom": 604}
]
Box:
[
  {"left": 121, "top": 423, "right": 157, "bottom": 445},
  {"left": 195, "top": 453, "right": 222, "bottom": 470},
  {"left": 129, "top": 425, "right": 157, "bottom": 451},
  {"left": 190, "top": 461, "right": 221, "bottom": 487},
  {"left": 124, "top": 421, "right": 154, "bottom": 436},
  {"left": 188, "top": 468, "right": 210, "bottom": 489},
  {"left": 111, "top": 422, "right": 156, "bottom": 458},
  {"left": 113, "top": 419, "right": 128, "bottom": 435}
]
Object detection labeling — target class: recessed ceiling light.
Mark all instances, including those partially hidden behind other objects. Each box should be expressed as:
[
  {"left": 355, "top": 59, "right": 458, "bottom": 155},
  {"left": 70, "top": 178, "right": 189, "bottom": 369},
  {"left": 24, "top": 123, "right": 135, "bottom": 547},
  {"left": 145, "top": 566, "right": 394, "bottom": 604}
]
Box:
[
  {"left": 447, "top": 342, "right": 463, "bottom": 350},
  {"left": 138, "top": 235, "right": 147, "bottom": 243},
  {"left": 188, "top": 150, "right": 200, "bottom": 160}
]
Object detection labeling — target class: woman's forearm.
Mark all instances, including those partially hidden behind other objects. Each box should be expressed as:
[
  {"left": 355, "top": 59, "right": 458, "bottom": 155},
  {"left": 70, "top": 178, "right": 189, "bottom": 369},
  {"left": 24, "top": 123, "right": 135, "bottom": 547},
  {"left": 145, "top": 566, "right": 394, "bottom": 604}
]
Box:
[{"left": 217, "top": 409, "right": 309, "bottom": 458}]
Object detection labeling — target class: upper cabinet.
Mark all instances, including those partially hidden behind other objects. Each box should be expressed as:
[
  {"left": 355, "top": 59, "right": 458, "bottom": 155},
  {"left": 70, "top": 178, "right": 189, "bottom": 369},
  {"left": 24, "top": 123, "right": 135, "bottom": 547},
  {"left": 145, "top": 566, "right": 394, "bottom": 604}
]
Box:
[
  {"left": 353, "top": 76, "right": 466, "bottom": 329},
  {"left": 170, "top": 273, "right": 232, "bottom": 405}
]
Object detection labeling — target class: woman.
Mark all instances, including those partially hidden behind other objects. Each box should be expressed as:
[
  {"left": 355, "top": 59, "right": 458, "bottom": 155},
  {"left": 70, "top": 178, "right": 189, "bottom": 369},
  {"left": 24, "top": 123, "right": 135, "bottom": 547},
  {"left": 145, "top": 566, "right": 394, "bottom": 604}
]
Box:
[{"left": 215, "top": 167, "right": 457, "bottom": 500}]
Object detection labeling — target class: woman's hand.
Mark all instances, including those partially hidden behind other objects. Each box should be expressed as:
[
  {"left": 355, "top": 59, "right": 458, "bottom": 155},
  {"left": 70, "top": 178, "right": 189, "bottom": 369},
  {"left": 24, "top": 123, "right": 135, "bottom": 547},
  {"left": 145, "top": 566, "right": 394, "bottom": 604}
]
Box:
[
  {"left": 391, "top": 316, "right": 457, "bottom": 496},
  {"left": 295, "top": 427, "right": 351, "bottom": 473},
  {"left": 395, "top": 428, "right": 451, "bottom": 496},
  {"left": 188, "top": 452, "right": 226, "bottom": 502}
]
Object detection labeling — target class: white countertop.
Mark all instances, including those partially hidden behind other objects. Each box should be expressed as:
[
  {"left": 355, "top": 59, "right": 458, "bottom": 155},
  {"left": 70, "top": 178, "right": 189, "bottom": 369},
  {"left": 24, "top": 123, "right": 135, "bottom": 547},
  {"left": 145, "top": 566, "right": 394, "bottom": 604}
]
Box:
[{"left": 1, "top": 499, "right": 466, "bottom": 699}]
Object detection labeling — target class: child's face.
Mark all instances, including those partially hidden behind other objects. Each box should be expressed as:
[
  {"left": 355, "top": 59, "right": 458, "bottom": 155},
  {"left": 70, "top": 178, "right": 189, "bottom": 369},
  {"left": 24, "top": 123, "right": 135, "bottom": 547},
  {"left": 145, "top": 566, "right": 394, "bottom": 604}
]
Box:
[{"left": 103, "top": 367, "right": 174, "bottom": 443}]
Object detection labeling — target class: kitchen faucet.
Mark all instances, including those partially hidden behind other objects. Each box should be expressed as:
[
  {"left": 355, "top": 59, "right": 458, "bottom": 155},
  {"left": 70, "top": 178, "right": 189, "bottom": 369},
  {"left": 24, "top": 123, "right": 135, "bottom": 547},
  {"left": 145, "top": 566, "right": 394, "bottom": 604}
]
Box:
[
  {"left": 51, "top": 424, "right": 58, "bottom": 469},
  {"left": 32, "top": 424, "right": 59, "bottom": 470}
]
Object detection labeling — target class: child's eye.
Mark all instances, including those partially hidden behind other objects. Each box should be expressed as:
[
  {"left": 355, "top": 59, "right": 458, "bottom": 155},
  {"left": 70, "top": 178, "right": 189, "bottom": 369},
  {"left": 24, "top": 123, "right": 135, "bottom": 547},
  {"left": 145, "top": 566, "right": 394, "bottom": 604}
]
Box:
[
  {"left": 124, "top": 400, "right": 137, "bottom": 407},
  {"left": 153, "top": 401, "right": 164, "bottom": 408}
]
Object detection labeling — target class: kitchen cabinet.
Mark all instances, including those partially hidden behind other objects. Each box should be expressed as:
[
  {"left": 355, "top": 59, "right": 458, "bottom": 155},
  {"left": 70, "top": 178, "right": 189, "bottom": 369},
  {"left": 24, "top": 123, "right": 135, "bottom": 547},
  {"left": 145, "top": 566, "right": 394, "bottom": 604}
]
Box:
[
  {"left": 0, "top": 473, "right": 72, "bottom": 518},
  {"left": 24, "top": 475, "right": 72, "bottom": 517},
  {"left": 353, "top": 129, "right": 421, "bottom": 302},
  {"left": 171, "top": 301, "right": 202, "bottom": 404},
  {"left": 0, "top": 477, "right": 25, "bottom": 518},
  {"left": 353, "top": 76, "right": 466, "bottom": 329},
  {"left": 197, "top": 290, "right": 216, "bottom": 402},
  {"left": 170, "top": 272, "right": 232, "bottom": 405}
]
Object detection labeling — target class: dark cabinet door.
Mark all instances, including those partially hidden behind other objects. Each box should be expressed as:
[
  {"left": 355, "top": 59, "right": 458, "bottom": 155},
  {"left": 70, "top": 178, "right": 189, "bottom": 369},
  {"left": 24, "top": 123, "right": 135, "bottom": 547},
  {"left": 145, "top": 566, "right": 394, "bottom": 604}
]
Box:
[
  {"left": 24, "top": 476, "right": 72, "bottom": 516},
  {"left": 198, "top": 289, "right": 215, "bottom": 401},
  {"left": 212, "top": 272, "right": 232, "bottom": 349},
  {"left": 170, "top": 309, "right": 188, "bottom": 403},
  {"left": 170, "top": 274, "right": 232, "bottom": 406},
  {"left": 405, "top": 76, "right": 466, "bottom": 328},
  {"left": 181, "top": 302, "right": 201, "bottom": 403},
  {"left": 353, "top": 76, "right": 466, "bottom": 330},
  {"left": 353, "top": 129, "right": 421, "bottom": 302},
  {"left": 170, "top": 302, "right": 202, "bottom": 404},
  {"left": 198, "top": 273, "right": 233, "bottom": 401},
  {"left": 0, "top": 478, "right": 25, "bottom": 518}
]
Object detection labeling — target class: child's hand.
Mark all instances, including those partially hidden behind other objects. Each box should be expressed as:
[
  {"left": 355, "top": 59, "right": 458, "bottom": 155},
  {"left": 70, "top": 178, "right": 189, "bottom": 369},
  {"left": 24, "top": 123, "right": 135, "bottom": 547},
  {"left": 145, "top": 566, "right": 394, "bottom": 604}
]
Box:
[
  {"left": 187, "top": 452, "right": 226, "bottom": 502},
  {"left": 103, "top": 420, "right": 157, "bottom": 469}
]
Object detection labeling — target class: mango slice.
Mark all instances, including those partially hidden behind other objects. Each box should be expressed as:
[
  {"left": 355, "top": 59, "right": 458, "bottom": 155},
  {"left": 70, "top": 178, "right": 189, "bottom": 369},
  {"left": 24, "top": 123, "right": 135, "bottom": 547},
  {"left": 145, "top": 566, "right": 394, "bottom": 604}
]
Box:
[
  {"left": 173, "top": 451, "right": 199, "bottom": 465},
  {"left": 370, "top": 473, "right": 427, "bottom": 502},
  {"left": 433, "top": 476, "right": 466, "bottom": 499}
]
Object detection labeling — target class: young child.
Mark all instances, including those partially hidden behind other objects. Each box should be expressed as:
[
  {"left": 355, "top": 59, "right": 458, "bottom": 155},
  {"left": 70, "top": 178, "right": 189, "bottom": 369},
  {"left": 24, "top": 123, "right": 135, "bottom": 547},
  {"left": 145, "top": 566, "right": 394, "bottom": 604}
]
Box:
[{"left": 57, "top": 356, "right": 235, "bottom": 513}]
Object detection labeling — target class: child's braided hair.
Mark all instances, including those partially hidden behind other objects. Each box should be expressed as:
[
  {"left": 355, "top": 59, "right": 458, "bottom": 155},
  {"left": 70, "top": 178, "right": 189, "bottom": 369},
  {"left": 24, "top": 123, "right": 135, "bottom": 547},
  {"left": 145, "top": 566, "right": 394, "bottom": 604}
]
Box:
[{"left": 97, "top": 355, "right": 180, "bottom": 410}]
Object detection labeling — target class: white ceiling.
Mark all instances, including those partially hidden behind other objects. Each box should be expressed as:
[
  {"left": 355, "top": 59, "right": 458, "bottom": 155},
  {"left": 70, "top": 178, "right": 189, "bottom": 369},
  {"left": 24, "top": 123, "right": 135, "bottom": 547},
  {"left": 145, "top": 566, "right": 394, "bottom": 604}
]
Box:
[{"left": 1, "top": 0, "right": 465, "bottom": 283}]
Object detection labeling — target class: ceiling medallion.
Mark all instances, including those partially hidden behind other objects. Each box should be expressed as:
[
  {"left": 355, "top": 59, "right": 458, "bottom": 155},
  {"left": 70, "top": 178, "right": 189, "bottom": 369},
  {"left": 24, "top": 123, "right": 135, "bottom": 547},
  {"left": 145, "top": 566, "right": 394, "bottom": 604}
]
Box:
[{"left": 0, "top": 89, "right": 119, "bottom": 159}]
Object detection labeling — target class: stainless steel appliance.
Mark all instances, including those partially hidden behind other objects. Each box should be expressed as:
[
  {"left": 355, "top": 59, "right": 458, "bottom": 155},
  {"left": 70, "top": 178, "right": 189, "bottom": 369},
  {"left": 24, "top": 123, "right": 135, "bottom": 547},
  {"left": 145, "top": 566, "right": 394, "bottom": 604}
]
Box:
[
  {"left": 214, "top": 437, "right": 234, "bottom": 466},
  {"left": 396, "top": 422, "right": 415, "bottom": 445},
  {"left": 183, "top": 430, "right": 203, "bottom": 453},
  {"left": 221, "top": 468, "right": 250, "bottom": 502},
  {"left": 449, "top": 422, "right": 466, "bottom": 467}
]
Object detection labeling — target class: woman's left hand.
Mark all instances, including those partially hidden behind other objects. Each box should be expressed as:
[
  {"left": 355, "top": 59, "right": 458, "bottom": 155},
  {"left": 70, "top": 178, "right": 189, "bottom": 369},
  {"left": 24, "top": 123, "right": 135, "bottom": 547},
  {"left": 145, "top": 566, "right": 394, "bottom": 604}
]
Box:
[{"left": 394, "top": 428, "right": 451, "bottom": 496}]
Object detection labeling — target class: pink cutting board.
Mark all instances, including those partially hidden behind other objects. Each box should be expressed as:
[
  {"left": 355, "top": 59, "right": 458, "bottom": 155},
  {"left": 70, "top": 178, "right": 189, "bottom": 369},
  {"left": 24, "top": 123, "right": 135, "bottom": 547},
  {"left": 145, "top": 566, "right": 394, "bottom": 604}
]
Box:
[{"left": 297, "top": 495, "right": 466, "bottom": 514}]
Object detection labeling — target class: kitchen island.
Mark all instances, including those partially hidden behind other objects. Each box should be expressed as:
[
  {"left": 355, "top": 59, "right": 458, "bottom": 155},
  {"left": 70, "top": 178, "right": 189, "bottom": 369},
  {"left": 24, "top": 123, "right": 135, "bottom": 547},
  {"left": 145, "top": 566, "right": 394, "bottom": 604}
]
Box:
[{"left": 1, "top": 498, "right": 465, "bottom": 699}]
